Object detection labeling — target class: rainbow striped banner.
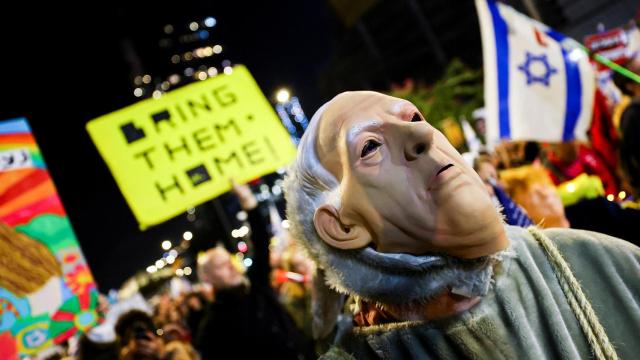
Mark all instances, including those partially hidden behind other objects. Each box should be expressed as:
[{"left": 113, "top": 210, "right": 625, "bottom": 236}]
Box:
[{"left": 0, "top": 118, "right": 100, "bottom": 359}]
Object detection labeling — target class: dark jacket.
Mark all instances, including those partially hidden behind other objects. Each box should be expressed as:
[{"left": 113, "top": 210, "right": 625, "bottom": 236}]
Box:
[
  {"left": 620, "top": 100, "right": 640, "bottom": 194},
  {"left": 195, "top": 206, "right": 315, "bottom": 359}
]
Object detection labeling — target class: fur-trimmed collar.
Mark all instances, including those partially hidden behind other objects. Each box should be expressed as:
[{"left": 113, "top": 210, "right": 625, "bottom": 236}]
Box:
[{"left": 320, "top": 244, "right": 515, "bottom": 306}]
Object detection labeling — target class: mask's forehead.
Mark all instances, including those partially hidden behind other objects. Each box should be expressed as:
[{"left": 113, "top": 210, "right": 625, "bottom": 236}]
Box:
[{"left": 316, "top": 92, "right": 408, "bottom": 173}]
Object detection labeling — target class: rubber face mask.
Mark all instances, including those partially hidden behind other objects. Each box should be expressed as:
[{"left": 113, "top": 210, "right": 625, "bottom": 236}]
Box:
[{"left": 313, "top": 91, "right": 508, "bottom": 259}]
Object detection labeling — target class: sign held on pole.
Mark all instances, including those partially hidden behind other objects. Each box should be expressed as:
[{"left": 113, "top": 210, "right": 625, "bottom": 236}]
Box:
[{"left": 87, "top": 65, "right": 297, "bottom": 229}]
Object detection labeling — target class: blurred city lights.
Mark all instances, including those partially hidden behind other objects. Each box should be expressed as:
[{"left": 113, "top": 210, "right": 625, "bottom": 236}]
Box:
[
  {"left": 183, "top": 231, "right": 193, "bottom": 241},
  {"left": 184, "top": 68, "right": 194, "bottom": 76},
  {"left": 183, "top": 267, "right": 192, "bottom": 275},
  {"left": 133, "top": 88, "right": 143, "bottom": 97},
  {"left": 566, "top": 184, "right": 575, "bottom": 193},
  {"left": 243, "top": 258, "right": 253, "bottom": 267},
  {"left": 213, "top": 45, "right": 222, "bottom": 54},
  {"left": 189, "top": 22, "right": 199, "bottom": 31},
  {"left": 169, "top": 74, "right": 180, "bottom": 84},
  {"left": 134, "top": 76, "right": 142, "bottom": 85},
  {"left": 239, "top": 226, "right": 249, "bottom": 237},
  {"left": 198, "top": 30, "right": 209, "bottom": 40},
  {"left": 164, "top": 24, "right": 174, "bottom": 34},
  {"left": 237, "top": 241, "right": 248, "bottom": 253},
  {"left": 176, "top": 268, "right": 184, "bottom": 277},
  {"left": 169, "top": 249, "right": 178, "bottom": 258},
  {"left": 160, "top": 81, "right": 170, "bottom": 90},
  {"left": 166, "top": 255, "right": 176, "bottom": 264},
  {"left": 607, "top": 194, "right": 615, "bottom": 201},
  {"left": 619, "top": 191, "right": 627, "bottom": 199},
  {"left": 221, "top": 60, "right": 231, "bottom": 67},
  {"left": 162, "top": 240, "right": 172, "bottom": 250},
  {"left": 236, "top": 211, "right": 247, "bottom": 221},
  {"left": 231, "top": 226, "right": 250, "bottom": 238},
  {"left": 142, "top": 75, "right": 152, "bottom": 84},
  {"left": 271, "top": 185, "right": 282, "bottom": 195},
  {"left": 276, "top": 88, "right": 291, "bottom": 103},
  {"left": 223, "top": 66, "right": 233, "bottom": 75},
  {"left": 171, "top": 55, "right": 181, "bottom": 64},
  {"left": 204, "top": 17, "right": 217, "bottom": 27},
  {"left": 197, "top": 71, "right": 207, "bottom": 80},
  {"left": 155, "top": 259, "right": 166, "bottom": 269},
  {"left": 281, "top": 220, "right": 291, "bottom": 229},
  {"left": 152, "top": 90, "right": 162, "bottom": 99},
  {"left": 146, "top": 265, "right": 157, "bottom": 273},
  {"left": 207, "top": 67, "right": 218, "bottom": 77}
]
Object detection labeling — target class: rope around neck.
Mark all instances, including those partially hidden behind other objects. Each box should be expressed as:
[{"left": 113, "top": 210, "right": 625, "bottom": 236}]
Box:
[{"left": 527, "top": 227, "right": 619, "bottom": 360}]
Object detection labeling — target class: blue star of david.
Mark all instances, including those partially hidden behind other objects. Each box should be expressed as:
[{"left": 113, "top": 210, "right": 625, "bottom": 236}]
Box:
[{"left": 517, "top": 52, "right": 557, "bottom": 87}]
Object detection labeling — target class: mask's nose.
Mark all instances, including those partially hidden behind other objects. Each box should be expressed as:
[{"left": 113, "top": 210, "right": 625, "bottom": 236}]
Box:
[{"left": 402, "top": 122, "right": 433, "bottom": 162}]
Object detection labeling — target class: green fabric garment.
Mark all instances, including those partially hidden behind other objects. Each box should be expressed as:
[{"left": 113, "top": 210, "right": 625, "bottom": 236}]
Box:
[{"left": 326, "top": 226, "right": 640, "bottom": 359}]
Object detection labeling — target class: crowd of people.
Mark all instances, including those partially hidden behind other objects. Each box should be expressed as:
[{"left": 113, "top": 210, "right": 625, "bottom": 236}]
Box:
[
  {"left": 30, "top": 68, "right": 640, "bottom": 359},
  {"left": 38, "top": 181, "right": 318, "bottom": 360}
]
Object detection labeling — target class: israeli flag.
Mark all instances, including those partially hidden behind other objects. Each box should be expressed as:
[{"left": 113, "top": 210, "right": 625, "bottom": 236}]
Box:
[{"left": 476, "top": 0, "right": 595, "bottom": 148}]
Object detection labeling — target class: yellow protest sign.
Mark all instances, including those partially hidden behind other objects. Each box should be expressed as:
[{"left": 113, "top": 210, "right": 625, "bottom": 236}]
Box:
[{"left": 87, "top": 65, "right": 297, "bottom": 229}]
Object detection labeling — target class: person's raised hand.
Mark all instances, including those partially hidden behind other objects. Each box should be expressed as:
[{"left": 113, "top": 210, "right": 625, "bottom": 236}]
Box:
[{"left": 230, "top": 179, "right": 258, "bottom": 210}]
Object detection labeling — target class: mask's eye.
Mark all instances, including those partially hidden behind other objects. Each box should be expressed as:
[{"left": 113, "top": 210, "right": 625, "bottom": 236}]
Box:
[
  {"left": 360, "top": 140, "right": 381, "bottom": 158},
  {"left": 411, "top": 113, "right": 422, "bottom": 122}
]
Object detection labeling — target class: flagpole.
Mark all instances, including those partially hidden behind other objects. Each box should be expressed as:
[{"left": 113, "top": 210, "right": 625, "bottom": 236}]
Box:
[{"left": 581, "top": 45, "right": 640, "bottom": 84}]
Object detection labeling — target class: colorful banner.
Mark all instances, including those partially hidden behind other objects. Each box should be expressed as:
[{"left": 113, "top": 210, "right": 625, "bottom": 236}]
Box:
[
  {"left": 87, "top": 65, "right": 297, "bottom": 229},
  {"left": 0, "top": 118, "right": 99, "bottom": 359}
]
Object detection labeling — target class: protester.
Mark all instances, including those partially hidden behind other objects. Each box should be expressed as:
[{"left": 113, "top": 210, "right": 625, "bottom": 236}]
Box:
[
  {"left": 537, "top": 141, "right": 619, "bottom": 196},
  {"left": 284, "top": 91, "right": 640, "bottom": 359},
  {"left": 499, "top": 164, "right": 570, "bottom": 228},
  {"left": 613, "top": 57, "right": 640, "bottom": 198},
  {"left": 76, "top": 334, "right": 118, "bottom": 360},
  {"left": 194, "top": 181, "right": 315, "bottom": 360},
  {"left": 276, "top": 243, "right": 314, "bottom": 338},
  {"left": 114, "top": 310, "right": 165, "bottom": 360},
  {"left": 472, "top": 154, "right": 533, "bottom": 227}
]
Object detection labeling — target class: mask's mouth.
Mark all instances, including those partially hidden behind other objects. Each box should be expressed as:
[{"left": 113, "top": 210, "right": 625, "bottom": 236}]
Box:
[
  {"left": 437, "top": 163, "right": 454, "bottom": 176},
  {"left": 428, "top": 163, "right": 455, "bottom": 191}
]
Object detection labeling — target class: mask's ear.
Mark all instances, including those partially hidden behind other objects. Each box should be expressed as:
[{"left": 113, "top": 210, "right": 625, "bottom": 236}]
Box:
[{"left": 313, "top": 204, "right": 372, "bottom": 250}]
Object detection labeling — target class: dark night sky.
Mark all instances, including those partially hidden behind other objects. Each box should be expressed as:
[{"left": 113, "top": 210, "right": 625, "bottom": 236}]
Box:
[{"left": 1, "top": 1, "right": 335, "bottom": 290}]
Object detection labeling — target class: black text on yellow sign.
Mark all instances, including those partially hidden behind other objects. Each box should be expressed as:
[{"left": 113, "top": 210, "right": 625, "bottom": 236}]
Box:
[{"left": 87, "top": 66, "right": 297, "bottom": 229}]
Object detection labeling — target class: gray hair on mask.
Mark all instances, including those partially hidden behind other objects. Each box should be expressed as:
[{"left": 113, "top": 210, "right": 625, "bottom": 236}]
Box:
[{"left": 283, "top": 103, "right": 341, "bottom": 271}]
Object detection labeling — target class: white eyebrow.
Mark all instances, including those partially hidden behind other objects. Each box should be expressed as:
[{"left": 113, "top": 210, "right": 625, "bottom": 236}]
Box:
[{"left": 346, "top": 119, "right": 381, "bottom": 143}]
